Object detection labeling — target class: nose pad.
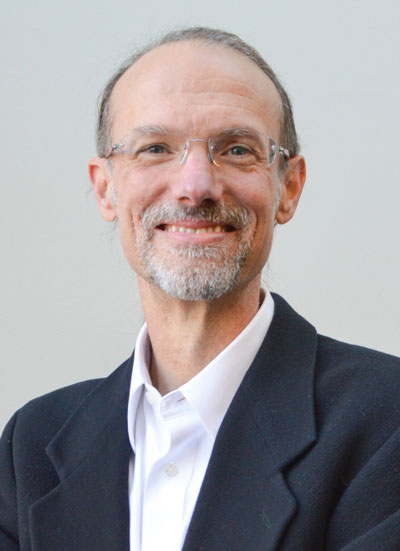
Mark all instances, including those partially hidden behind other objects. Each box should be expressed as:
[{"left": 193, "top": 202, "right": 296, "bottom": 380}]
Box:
[
  {"left": 180, "top": 138, "right": 214, "bottom": 166},
  {"left": 179, "top": 144, "right": 189, "bottom": 165},
  {"left": 208, "top": 150, "right": 218, "bottom": 166}
]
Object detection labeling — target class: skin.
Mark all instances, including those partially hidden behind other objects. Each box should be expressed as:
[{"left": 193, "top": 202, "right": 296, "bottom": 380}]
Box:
[{"left": 89, "top": 41, "right": 306, "bottom": 394}]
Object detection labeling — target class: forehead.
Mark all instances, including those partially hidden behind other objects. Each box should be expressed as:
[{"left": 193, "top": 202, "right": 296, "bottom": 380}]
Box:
[{"left": 109, "top": 41, "right": 282, "bottom": 140}]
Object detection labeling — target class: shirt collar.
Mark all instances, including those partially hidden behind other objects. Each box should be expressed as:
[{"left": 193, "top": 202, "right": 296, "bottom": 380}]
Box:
[
  {"left": 127, "top": 291, "right": 274, "bottom": 449},
  {"left": 127, "top": 322, "right": 152, "bottom": 451}
]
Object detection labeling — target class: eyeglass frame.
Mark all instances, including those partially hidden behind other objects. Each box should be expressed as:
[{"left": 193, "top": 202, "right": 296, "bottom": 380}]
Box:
[{"left": 103, "top": 128, "right": 291, "bottom": 169}]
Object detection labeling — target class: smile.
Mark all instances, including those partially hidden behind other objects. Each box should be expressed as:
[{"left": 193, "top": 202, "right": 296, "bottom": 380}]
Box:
[{"left": 157, "top": 223, "right": 235, "bottom": 234}]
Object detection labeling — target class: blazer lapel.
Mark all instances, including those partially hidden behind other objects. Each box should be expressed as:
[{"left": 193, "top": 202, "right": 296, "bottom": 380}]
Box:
[
  {"left": 183, "top": 294, "right": 318, "bottom": 551},
  {"left": 182, "top": 390, "right": 297, "bottom": 551},
  {"left": 29, "top": 359, "right": 133, "bottom": 551}
]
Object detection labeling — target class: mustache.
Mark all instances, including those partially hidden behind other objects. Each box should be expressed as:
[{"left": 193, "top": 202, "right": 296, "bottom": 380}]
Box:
[{"left": 140, "top": 201, "right": 252, "bottom": 233}]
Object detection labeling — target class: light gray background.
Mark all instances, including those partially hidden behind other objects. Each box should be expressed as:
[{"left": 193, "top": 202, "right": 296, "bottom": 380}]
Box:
[{"left": 1, "top": 0, "right": 399, "bottom": 431}]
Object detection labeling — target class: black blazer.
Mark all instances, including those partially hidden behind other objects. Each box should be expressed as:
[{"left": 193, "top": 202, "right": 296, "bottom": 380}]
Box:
[{"left": 1, "top": 294, "right": 400, "bottom": 550}]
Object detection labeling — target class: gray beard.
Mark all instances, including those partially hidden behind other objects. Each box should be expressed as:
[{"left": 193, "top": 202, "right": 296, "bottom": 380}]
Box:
[{"left": 135, "top": 202, "right": 253, "bottom": 301}]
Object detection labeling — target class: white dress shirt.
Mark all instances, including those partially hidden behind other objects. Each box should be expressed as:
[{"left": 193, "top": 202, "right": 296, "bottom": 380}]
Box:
[{"left": 127, "top": 292, "right": 274, "bottom": 551}]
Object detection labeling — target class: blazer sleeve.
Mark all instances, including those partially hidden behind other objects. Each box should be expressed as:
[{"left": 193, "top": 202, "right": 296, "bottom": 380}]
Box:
[
  {"left": 326, "top": 424, "right": 400, "bottom": 551},
  {"left": 0, "top": 413, "right": 20, "bottom": 550}
]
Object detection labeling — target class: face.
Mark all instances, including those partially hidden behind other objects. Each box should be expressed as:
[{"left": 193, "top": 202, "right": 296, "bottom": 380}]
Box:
[{"left": 90, "top": 41, "right": 305, "bottom": 301}]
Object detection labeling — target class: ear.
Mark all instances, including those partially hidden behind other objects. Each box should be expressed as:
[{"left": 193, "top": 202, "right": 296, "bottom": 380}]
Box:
[
  {"left": 88, "top": 157, "right": 117, "bottom": 222},
  {"left": 275, "top": 155, "right": 306, "bottom": 225}
]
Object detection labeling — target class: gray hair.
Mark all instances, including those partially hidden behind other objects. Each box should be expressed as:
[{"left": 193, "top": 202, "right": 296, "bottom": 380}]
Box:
[{"left": 96, "top": 27, "right": 299, "bottom": 168}]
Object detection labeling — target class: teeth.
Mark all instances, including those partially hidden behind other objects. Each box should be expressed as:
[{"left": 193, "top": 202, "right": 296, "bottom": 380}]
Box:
[{"left": 165, "top": 225, "right": 226, "bottom": 233}]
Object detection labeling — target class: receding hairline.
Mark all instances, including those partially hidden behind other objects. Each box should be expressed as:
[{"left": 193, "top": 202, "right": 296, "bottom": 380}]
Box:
[
  {"left": 96, "top": 27, "right": 300, "bottom": 166},
  {"left": 108, "top": 38, "right": 283, "bottom": 137}
]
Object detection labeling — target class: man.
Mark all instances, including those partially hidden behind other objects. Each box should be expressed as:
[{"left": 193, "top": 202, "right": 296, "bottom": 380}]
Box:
[{"left": 1, "top": 27, "right": 400, "bottom": 551}]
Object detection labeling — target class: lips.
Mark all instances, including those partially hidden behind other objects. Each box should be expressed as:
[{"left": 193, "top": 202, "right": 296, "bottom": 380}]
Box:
[
  {"left": 140, "top": 202, "right": 252, "bottom": 239},
  {"left": 158, "top": 223, "right": 234, "bottom": 234}
]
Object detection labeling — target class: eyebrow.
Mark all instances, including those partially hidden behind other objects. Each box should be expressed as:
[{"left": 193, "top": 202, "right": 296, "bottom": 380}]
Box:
[
  {"left": 125, "top": 125, "right": 179, "bottom": 138},
  {"left": 123, "top": 126, "right": 267, "bottom": 142},
  {"left": 213, "top": 128, "right": 265, "bottom": 143}
]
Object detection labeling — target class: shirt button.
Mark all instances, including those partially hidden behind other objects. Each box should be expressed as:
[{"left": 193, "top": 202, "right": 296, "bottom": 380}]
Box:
[{"left": 163, "top": 461, "right": 178, "bottom": 478}]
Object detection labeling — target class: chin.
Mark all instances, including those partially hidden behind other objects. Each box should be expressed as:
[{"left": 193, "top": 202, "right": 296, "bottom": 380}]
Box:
[{"left": 140, "top": 241, "right": 252, "bottom": 301}]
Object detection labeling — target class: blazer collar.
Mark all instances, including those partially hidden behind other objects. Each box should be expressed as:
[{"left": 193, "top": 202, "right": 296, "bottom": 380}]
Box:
[
  {"left": 244, "top": 292, "right": 318, "bottom": 470},
  {"left": 45, "top": 357, "right": 133, "bottom": 481},
  {"left": 183, "top": 293, "right": 318, "bottom": 550}
]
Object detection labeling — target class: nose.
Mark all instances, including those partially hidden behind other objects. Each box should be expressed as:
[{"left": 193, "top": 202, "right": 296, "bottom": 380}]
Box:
[{"left": 171, "top": 141, "right": 223, "bottom": 206}]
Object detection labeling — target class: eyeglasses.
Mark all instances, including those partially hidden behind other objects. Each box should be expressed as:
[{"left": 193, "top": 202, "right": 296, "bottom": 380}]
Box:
[{"left": 104, "top": 128, "right": 290, "bottom": 170}]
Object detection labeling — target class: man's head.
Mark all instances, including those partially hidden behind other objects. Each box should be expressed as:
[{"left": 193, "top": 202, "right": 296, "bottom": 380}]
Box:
[{"left": 89, "top": 28, "right": 306, "bottom": 301}]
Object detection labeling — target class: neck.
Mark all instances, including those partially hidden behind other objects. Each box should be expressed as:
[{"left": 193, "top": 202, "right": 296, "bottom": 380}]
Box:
[{"left": 138, "top": 277, "right": 262, "bottom": 395}]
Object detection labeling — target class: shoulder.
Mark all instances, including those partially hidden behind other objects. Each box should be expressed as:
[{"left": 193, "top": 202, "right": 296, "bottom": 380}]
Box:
[
  {"left": 317, "top": 334, "right": 399, "bottom": 370},
  {"left": 6, "top": 353, "right": 134, "bottom": 444},
  {"left": 314, "top": 335, "right": 400, "bottom": 445},
  {"left": 2, "top": 356, "right": 133, "bottom": 451},
  {"left": 21, "top": 377, "right": 103, "bottom": 421},
  {"left": 315, "top": 334, "right": 400, "bottom": 396},
  {"left": 1, "top": 378, "right": 104, "bottom": 453}
]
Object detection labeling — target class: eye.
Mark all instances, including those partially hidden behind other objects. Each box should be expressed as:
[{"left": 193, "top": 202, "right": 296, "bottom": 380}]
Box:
[
  {"left": 133, "top": 141, "right": 175, "bottom": 166},
  {"left": 212, "top": 138, "right": 260, "bottom": 168},
  {"left": 142, "top": 144, "right": 168, "bottom": 155},
  {"left": 228, "top": 145, "right": 251, "bottom": 156}
]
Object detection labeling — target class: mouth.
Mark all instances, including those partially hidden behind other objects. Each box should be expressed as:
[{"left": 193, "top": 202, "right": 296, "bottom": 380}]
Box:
[
  {"left": 157, "top": 222, "right": 235, "bottom": 234},
  {"left": 140, "top": 201, "right": 251, "bottom": 242}
]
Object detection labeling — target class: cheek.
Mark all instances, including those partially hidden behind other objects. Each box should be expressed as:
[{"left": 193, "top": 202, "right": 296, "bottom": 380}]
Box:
[
  {"left": 114, "top": 173, "right": 170, "bottom": 269},
  {"left": 239, "top": 185, "right": 278, "bottom": 258},
  {"left": 115, "top": 174, "right": 160, "bottom": 230},
  {"left": 236, "top": 181, "right": 277, "bottom": 232},
  {"left": 116, "top": 166, "right": 171, "bottom": 210}
]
